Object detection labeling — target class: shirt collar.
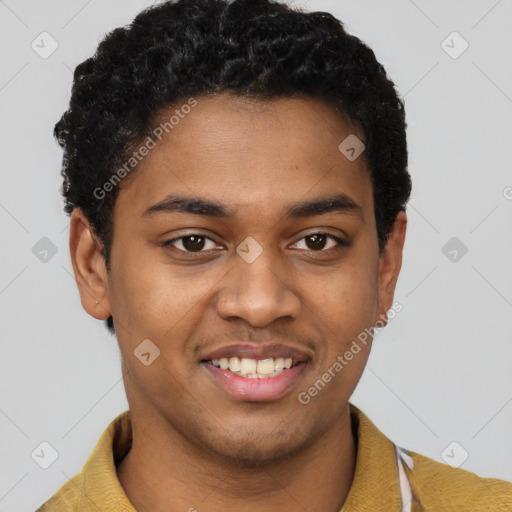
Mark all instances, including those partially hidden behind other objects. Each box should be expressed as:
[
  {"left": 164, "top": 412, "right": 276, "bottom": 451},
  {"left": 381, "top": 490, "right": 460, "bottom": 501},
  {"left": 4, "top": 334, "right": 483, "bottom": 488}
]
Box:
[
  {"left": 78, "top": 403, "right": 402, "bottom": 511},
  {"left": 79, "top": 409, "right": 134, "bottom": 511},
  {"left": 341, "top": 403, "right": 403, "bottom": 511}
]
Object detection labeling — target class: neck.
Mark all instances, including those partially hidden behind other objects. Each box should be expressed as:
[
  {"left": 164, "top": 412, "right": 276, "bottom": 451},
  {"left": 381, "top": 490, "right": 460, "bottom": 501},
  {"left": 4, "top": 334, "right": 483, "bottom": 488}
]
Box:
[{"left": 117, "top": 404, "right": 357, "bottom": 512}]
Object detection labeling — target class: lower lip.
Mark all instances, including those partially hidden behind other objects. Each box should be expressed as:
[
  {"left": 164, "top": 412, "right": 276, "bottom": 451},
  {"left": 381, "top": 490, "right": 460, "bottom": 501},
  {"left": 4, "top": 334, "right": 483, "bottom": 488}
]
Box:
[{"left": 202, "top": 361, "right": 308, "bottom": 402}]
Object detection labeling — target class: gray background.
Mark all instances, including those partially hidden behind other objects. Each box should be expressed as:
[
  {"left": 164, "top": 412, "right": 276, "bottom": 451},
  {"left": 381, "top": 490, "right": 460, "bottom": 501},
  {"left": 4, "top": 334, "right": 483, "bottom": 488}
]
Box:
[{"left": 0, "top": 0, "right": 511, "bottom": 510}]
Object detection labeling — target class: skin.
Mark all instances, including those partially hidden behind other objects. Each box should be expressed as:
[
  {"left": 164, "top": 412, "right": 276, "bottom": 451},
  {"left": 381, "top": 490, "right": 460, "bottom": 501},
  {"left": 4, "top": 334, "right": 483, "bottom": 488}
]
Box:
[{"left": 69, "top": 93, "right": 406, "bottom": 512}]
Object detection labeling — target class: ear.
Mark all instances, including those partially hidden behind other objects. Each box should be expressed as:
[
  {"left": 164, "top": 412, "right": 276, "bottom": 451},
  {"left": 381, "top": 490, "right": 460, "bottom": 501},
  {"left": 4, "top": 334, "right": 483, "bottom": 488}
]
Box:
[
  {"left": 376, "top": 211, "right": 407, "bottom": 326},
  {"left": 69, "top": 208, "right": 112, "bottom": 321}
]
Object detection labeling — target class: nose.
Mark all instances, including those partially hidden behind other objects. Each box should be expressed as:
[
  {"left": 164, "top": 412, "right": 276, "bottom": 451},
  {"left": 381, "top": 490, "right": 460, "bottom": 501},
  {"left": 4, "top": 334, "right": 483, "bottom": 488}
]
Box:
[{"left": 216, "top": 250, "right": 301, "bottom": 328}]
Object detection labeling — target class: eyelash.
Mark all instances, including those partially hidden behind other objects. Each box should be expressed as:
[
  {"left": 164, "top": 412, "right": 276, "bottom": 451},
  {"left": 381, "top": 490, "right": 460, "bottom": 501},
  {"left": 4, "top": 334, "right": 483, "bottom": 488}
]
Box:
[{"left": 162, "top": 233, "right": 350, "bottom": 254}]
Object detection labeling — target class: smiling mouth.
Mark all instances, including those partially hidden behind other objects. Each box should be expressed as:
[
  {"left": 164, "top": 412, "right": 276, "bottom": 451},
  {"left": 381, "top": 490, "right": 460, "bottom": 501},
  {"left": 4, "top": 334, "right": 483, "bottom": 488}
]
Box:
[{"left": 204, "top": 356, "right": 302, "bottom": 379}]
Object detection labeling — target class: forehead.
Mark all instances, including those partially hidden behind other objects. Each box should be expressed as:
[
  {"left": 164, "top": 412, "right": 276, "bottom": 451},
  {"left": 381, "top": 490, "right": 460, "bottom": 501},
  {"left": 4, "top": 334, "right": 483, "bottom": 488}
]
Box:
[{"left": 115, "top": 93, "right": 372, "bottom": 220}]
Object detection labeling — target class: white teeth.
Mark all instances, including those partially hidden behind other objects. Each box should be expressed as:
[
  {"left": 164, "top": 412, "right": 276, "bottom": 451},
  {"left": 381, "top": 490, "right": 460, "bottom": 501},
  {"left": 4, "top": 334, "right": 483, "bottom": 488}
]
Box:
[
  {"left": 256, "top": 358, "right": 275, "bottom": 375},
  {"left": 228, "top": 356, "right": 241, "bottom": 372},
  {"left": 239, "top": 358, "right": 257, "bottom": 374},
  {"left": 210, "top": 356, "right": 299, "bottom": 378}
]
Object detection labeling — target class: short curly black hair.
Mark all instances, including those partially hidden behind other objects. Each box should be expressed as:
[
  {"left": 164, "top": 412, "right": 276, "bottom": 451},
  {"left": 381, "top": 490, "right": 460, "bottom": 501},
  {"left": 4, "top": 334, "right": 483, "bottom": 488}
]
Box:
[{"left": 55, "top": 0, "right": 411, "bottom": 335}]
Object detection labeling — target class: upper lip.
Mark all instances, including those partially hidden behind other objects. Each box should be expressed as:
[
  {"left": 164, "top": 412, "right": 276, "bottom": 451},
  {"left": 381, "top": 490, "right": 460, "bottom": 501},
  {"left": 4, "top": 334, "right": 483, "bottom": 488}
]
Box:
[{"left": 200, "top": 343, "right": 312, "bottom": 363}]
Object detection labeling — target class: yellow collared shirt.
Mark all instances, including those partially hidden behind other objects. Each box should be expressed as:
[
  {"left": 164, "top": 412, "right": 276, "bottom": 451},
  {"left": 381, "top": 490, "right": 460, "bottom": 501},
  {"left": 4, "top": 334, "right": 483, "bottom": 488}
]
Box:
[{"left": 36, "top": 404, "right": 512, "bottom": 511}]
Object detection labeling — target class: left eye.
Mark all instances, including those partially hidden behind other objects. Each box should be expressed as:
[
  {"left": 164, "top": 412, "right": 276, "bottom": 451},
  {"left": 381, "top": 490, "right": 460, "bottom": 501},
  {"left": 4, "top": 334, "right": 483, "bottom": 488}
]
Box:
[{"left": 291, "top": 233, "right": 346, "bottom": 251}]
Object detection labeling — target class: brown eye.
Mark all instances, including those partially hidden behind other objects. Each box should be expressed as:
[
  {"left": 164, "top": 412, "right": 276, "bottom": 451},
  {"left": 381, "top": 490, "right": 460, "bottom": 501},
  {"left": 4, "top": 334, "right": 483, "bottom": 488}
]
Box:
[
  {"left": 182, "top": 235, "right": 206, "bottom": 251},
  {"left": 164, "top": 234, "right": 219, "bottom": 253},
  {"left": 304, "top": 234, "right": 328, "bottom": 250},
  {"left": 292, "top": 233, "right": 348, "bottom": 252}
]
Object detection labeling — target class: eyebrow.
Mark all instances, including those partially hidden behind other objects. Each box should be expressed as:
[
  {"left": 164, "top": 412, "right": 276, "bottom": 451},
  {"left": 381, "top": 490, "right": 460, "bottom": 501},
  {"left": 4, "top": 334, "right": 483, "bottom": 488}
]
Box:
[{"left": 142, "top": 194, "right": 362, "bottom": 219}]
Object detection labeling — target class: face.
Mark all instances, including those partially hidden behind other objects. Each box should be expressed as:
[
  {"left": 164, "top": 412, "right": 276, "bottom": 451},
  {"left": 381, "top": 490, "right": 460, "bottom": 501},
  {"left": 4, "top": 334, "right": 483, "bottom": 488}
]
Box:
[{"left": 71, "top": 93, "right": 405, "bottom": 464}]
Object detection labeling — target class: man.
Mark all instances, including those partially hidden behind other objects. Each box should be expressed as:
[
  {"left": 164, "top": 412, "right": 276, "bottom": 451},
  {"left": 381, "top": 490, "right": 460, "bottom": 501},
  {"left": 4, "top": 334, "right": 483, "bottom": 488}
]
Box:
[{"left": 37, "top": 0, "right": 512, "bottom": 510}]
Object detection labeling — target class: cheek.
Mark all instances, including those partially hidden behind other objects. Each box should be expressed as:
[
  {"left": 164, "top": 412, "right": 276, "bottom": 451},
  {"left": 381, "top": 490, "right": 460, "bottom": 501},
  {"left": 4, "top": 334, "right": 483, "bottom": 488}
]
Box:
[
  {"left": 299, "top": 266, "right": 377, "bottom": 408},
  {"left": 107, "top": 247, "right": 174, "bottom": 341},
  {"left": 108, "top": 248, "right": 220, "bottom": 345},
  {"left": 314, "top": 252, "right": 379, "bottom": 325},
  {"left": 304, "top": 247, "right": 379, "bottom": 371},
  {"left": 108, "top": 255, "right": 201, "bottom": 394}
]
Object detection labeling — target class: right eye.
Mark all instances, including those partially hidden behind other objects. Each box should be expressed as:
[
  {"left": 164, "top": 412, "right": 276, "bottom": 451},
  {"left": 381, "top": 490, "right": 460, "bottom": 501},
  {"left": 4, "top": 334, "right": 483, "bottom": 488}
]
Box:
[{"left": 163, "top": 234, "right": 223, "bottom": 253}]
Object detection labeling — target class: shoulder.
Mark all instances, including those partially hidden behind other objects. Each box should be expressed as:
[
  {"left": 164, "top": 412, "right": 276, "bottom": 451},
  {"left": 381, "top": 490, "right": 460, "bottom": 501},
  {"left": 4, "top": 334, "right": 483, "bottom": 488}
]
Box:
[
  {"left": 34, "top": 410, "right": 132, "bottom": 511},
  {"left": 34, "top": 473, "right": 81, "bottom": 511},
  {"left": 404, "top": 449, "right": 512, "bottom": 511}
]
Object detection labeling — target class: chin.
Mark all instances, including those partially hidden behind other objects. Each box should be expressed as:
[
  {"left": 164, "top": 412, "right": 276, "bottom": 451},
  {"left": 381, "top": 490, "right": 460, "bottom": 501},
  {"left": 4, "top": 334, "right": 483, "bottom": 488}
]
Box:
[{"left": 203, "top": 427, "right": 314, "bottom": 468}]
